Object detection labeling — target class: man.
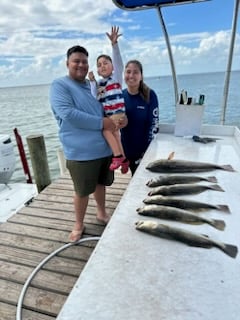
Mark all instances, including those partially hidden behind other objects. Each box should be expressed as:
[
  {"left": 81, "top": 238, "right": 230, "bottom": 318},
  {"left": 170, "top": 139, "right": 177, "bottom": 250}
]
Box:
[{"left": 50, "top": 45, "right": 118, "bottom": 242}]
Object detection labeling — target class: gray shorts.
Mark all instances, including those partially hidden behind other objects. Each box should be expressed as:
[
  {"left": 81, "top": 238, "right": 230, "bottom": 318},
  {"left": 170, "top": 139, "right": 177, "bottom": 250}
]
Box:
[{"left": 66, "top": 156, "right": 114, "bottom": 197}]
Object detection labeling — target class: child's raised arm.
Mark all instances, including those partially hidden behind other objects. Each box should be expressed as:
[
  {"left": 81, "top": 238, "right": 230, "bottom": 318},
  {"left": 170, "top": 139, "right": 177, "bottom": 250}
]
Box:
[
  {"left": 106, "top": 26, "right": 124, "bottom": 85},
  {"left": 106, "top": 26, "right": 122, "bottom": 45}
]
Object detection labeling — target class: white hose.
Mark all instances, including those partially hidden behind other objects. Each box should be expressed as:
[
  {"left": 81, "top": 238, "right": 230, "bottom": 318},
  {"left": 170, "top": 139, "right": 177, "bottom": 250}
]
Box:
[{"left": 16, "top": 236, "right": 100, "bottom": 320}]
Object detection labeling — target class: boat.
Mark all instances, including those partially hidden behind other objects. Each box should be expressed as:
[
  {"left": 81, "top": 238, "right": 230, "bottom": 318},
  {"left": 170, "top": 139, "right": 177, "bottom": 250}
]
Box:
[
  {"left": 0, "top": 134, "right": 16, "bottom": 184},
  {"left": 55, "top": 1, "right": 240, "bottom": 320},
  {"left": 0, "top": 133, "right": 37, "bottom": 223}
]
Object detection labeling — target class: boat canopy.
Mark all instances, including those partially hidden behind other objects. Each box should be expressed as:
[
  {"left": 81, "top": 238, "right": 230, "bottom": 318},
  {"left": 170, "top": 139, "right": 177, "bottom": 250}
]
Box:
[{"left": 112, "top": 0, "right": 210, "bottom": 10}]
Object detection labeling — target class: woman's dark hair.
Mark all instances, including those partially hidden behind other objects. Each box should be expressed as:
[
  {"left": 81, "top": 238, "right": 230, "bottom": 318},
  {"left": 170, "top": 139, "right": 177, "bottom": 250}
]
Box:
[
  {"left": 67, "top": 45, "right": 89, "bottom": 59},
  {"left": 125, "top": 60, "right": 150, "bottom": 103},
  {"left": 97, "top": 54, "right": 112, "bottom": 63}
]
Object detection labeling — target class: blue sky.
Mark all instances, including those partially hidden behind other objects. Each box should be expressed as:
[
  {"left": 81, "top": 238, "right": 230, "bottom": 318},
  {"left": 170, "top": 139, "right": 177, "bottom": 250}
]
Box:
[{"left": 0, "top": 0, "right": 239, "bottom": 87}]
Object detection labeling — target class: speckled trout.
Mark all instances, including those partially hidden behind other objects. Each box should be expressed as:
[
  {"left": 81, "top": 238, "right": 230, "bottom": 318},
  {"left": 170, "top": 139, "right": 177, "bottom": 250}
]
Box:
[
  {"left": 135, "top": 220, "right": 238, "bottom": 258},
  {"left": 137, "top": 205, "right": 225, "bottom": 231},
  {"left": 146, "top": 159, "right": 235, "bottom": 173},
  {"left": 146, "top": 175, "right": 217, "bottom": 187},
  {"left": 148, "top": 183, "right": 224, "bottom": 196},
  {"left": 143, "top": 195, "right": 230, "bottom": 213}
]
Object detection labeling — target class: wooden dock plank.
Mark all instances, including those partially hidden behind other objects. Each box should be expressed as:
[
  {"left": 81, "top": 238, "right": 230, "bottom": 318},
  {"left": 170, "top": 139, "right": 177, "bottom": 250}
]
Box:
[
  {"left": 0, "top": 260, "right": 77, "bottom": 294},
  {"left": 0, "top": 245, "right": 85, "bottom": 277},
  {"left": 0, "top": 278, "right": 67, "bottom": 314},
  {"left": 34, "top": 194, "right": 120, "bottom": 209},
  {"left": 0, "top": 302, "right": 55, "bottom": 320},
  {"left": 0, "top": 229, "right": 99, "bottom": 260},
  {"left": 0, "top": 171, "right": 131, "bottom": 319},
  {"left": 5, "top": 213, "right": 107, "bottom": 243},
  {"left": 6, "top": 215, "right": 105, "bottom": 234},
  {"left": 16, "top": 206, "right": 99, "bottom": 220}
]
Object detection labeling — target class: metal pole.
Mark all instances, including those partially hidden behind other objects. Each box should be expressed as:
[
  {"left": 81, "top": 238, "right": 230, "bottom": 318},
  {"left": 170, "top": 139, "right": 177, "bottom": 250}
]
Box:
[
  {"left": 220, "top": 0, "right": 239, "bottom": 124},
  {"left": 156, "top": 7, "right": 179, "bottom": 105}
]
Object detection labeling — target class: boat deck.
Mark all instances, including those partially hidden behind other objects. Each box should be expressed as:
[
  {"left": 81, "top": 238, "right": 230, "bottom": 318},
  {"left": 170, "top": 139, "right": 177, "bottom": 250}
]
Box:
[
  {"left": 0, "top": 170, "right": 131, "bottom": 319},
  {"left": 0, "top": 183, "right": 37, "bottom": 223}
]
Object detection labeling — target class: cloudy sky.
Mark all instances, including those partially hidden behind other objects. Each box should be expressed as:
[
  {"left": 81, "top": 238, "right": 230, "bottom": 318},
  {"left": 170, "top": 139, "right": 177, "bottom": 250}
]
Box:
[{"left": 0, "top": 0, "right": 239, "bottom": 87}]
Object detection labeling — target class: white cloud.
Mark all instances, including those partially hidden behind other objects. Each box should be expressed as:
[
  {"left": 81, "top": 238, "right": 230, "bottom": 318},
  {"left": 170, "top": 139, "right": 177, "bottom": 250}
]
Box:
[{"left": 0, "top": 0, "right": 239, "bottom": 87}]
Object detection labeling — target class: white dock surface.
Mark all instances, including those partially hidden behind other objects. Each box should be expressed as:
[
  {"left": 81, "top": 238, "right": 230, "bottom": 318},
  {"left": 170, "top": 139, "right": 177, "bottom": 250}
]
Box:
[{"left": 57, "top": 125, "right": 240, "bottom": 320}]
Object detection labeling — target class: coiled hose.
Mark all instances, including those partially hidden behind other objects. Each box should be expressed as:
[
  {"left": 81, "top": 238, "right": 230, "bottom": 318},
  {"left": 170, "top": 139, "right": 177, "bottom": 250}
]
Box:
[{"left": 16, "top": 236, "right": 100, "bottom": 320}]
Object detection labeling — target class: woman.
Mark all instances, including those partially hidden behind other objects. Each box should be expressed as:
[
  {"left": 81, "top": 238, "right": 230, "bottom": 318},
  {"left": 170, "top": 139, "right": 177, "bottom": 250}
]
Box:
[{"left": 121, "top": 60, "right": 159, "bottom": 175}]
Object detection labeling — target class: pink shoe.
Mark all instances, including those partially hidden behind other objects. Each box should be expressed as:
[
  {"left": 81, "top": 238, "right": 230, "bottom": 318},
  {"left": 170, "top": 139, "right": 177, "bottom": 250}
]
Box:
[
  {"left": 110, "top": 156, "right": 125, "bottom": 171},
  {"left": 121, "top": 159, "right": 129, "bottom": 174}
]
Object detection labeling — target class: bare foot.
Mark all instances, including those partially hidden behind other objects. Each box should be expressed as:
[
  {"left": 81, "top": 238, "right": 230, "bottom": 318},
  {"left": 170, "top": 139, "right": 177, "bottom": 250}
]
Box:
[
  {"left": 96, "top": 214, "right": 111, "bottom": 225},
  {"left": 69, "top": 225, "right": 85, "bottom": 242}
]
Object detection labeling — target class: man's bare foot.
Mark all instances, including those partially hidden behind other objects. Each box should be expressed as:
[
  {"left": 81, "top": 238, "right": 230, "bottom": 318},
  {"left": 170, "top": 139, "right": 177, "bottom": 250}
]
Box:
[
  {"left": 96, "top": 214, "right": 111, "bottom": 225},
  {"left": 69, "top": 225, "right": 85, "bottom": 242}
]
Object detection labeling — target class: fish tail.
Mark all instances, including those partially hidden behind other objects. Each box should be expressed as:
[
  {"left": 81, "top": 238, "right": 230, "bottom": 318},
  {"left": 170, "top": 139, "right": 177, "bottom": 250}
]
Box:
[
  {"left": 211, "top": 219, "right": 226, "bottom": 231},
  {"left": 217, "top": 205, "right": 230, "bottom": 213},
  {"left": 221, "top": 164, "right": 235, "bottom": 172},
  {"left": 210, "top": 184, "right": 224, "bottom": 192},
  {"left": 220, "top": 243, "right": 238, "bottom": 258},
  {"left": 207, "top": 176, "right": 218, "bottom": 183}
]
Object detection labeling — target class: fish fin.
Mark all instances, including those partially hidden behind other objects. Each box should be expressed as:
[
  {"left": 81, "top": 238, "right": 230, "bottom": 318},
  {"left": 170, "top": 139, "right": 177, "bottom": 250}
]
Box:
[
  {"left": 210, "top": 184, "right": 224, "bottom": 192},
  {"left": 221, "top": 164, "right": 235, "bottom": 172},
  {"left": 217, "top": 205, "right": 231, "bottom": 213},
  {"left": 167, "top": 151, "right": 175, "bottom": 160},
  {"left": 211, "top": 219, "right": 226, "bottom": 231},
  {"left": 221, "top": 244, "right": 238, "bottom": 258},
  {"left": 206, "top": 176, "right": 218, "bottom": 183}
]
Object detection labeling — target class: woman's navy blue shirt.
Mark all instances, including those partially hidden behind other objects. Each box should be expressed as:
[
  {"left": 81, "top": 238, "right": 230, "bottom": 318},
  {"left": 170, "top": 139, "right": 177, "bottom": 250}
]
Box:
[{"left": 121, "top": 88, "right": 159, "bottom": 160}]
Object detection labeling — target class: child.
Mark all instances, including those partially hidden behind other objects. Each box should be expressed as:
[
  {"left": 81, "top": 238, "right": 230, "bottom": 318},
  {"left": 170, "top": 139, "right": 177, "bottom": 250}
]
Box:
[{"left": 88, "top": 26, "right": 129, "bottom": 174}]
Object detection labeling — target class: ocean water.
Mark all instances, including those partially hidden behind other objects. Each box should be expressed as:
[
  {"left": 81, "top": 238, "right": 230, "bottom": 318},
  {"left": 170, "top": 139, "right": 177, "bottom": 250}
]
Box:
[{"left": 1, "top": 71, "right": 240, "bottom": 183}]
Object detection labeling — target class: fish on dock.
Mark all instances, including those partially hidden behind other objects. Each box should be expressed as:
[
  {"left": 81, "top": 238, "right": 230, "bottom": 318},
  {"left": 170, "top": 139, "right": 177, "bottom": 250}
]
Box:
[
  {"left": 146, "top": 175, "right": 217, "bottom": 187},
  {"left": 135, "top": 220, "right": 238, "bottom": 258},
  {"left": 143, "top": 195, "right": 230, "bottom": 213},
  {"left": 146, "top": 159, "right": 235, "bottom": 173},
  {"left": 148, "top": 183, "right": 224, "bottom": 196},
  {"left": 137, "top": 205, "right": 225, "bottom": 231}
]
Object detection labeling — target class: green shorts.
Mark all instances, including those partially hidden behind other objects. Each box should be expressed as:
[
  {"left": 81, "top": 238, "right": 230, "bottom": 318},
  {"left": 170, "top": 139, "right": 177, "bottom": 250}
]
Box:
[{"left": 66, "top": 156, "right": 114, "bottom": 197}]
